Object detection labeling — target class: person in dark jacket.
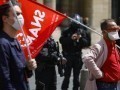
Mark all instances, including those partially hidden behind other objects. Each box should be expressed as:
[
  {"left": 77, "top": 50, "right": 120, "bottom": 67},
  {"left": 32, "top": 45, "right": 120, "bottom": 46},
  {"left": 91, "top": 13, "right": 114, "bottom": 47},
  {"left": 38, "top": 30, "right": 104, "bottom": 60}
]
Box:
[
  {"left": 60, "top": 14, "right": 89, "bottom": 90},
  {"left": 35, "top": 37, "right": 67, "bottom": 90},
  {"left": 0, "top": 1, "right": 37, "bottom": 90},
  {"left": 83, "top": 17, "right": 91, "bottom": 47}
]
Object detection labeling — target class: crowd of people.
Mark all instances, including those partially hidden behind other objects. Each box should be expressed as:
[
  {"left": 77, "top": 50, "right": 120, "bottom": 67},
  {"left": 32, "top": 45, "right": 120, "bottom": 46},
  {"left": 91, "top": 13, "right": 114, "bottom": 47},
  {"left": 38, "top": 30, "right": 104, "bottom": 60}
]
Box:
[{"left": 1, "top": 0, "right": 120, "bottom": 90}]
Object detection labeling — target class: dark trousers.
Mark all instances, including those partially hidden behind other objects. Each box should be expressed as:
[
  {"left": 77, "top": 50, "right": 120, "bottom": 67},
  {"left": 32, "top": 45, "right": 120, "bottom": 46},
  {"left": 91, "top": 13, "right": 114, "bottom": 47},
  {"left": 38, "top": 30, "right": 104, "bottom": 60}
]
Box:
[
  {"left": 61, "top": 54, "right": 83, "bottom": 90},
  {"left": 35, "top": 65, "right": 57, "bottom": 90},
  {"left": 96, "top": 81, "right": 117, "bottom": 90}
]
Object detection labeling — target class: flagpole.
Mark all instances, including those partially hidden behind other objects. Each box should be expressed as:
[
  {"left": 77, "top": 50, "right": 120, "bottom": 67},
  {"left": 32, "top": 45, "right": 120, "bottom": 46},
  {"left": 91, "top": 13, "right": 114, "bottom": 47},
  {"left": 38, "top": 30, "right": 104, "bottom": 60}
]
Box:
[
  {"left": 67, "top": 16, "right": 120, "bottom": 49},
  {"left": 9, "top": 0, "right": 32, "bottom": 60},
  {"left": 67, "top": 16, "right": 102, "bottom": 36}
]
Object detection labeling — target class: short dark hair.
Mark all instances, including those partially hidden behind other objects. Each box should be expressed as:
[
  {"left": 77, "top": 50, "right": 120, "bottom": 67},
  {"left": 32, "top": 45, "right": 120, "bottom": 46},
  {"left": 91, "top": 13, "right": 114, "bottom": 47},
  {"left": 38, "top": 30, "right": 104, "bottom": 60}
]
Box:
[
  {"left": 0, "top": 4, "right": 11, "bottom": 30},
  {"left": 100, "top": 19, "right": 115, "bottom": 31},
  {"left": 0, "top": 0, "right": 20, "bottom": 30}
]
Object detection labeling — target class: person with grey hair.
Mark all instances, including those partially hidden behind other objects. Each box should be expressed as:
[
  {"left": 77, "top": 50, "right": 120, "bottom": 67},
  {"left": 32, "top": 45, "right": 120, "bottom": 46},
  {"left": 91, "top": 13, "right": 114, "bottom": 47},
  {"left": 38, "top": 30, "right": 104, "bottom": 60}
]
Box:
[{"left": 82, "top": 19, "right": 120, "bottom": 90}]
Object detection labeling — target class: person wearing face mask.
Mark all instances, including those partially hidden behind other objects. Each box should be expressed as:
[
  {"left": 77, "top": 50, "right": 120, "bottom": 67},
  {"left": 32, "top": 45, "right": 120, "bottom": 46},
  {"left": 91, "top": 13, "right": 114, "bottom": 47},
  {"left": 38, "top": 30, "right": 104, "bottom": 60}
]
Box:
[
  {"left": 0, "top": 1, "right": 37, "bottom": 90},
  {"left": 116, "top": 17, "right": 120, "bottom": 50},
  {"left": 82, "top": 19, "right": 120, "bottom": 90}
]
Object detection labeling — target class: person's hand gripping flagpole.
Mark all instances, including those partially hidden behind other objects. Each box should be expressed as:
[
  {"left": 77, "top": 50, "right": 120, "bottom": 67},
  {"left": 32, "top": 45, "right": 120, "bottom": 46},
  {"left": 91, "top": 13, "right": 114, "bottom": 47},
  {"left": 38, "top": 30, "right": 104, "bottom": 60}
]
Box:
[{"left": 9, "top": 0, "right": 37, "bottom": 70}]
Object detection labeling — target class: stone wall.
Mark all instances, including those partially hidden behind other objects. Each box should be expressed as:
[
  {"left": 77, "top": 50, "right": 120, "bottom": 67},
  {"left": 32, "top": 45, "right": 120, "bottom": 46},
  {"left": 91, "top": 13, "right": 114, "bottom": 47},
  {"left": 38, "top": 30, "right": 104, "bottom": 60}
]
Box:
[{"left": 90, "top": 0, "right": 111, "bottom": 44}]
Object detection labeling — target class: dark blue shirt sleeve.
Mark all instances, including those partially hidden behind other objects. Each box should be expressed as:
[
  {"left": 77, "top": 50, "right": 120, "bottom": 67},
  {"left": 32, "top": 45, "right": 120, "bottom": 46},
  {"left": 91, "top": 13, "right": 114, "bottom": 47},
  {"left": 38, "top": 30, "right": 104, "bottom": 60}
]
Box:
[{"left": 0, "top": 44, "right": 15, "bottom": 90}]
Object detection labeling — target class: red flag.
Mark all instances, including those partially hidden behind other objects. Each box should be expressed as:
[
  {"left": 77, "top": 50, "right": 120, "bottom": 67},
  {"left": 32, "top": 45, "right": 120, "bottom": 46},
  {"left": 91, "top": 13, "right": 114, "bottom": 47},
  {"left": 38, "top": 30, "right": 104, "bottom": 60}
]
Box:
[
  {"left": 0, "top": 0, "right": 8, "bottom": 5},
  {"left": 17, "top": 0, "right": 67, "bottom": 59}
]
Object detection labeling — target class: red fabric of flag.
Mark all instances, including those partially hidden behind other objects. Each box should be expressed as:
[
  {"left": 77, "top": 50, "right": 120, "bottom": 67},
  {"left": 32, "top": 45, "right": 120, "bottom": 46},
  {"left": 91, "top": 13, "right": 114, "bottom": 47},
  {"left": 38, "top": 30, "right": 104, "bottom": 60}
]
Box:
[
  {"left": 17, "top": 0, "right": 67, "bottom": 59},
  {"left": 0, "top": 0, "right": 8, "bottom": 5}
]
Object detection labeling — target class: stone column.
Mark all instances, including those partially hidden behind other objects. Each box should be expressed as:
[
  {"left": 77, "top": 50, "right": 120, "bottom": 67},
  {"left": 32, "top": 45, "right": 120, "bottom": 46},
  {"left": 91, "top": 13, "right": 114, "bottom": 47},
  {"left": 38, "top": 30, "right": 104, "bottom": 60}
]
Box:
[
  {"left": 44, "top": 0, "right": 56, "bottom": 10},
  {"left": 68, "top": 0, "right": 78, "bottom": 15},
  {"left": 91, "top": 0, "right": 111, "bottom": 44},
  {"left": 59, "top": 0, "right": 70, "bottom": 15},
  {"left": 36, "top": 0, "right": 43, "bottom": 4},
  {"left": 78, "top": 0, "right": 93, "bottom": 24},
  {"left": 79, "top": 0, "right": 111, "bottom": 44}
]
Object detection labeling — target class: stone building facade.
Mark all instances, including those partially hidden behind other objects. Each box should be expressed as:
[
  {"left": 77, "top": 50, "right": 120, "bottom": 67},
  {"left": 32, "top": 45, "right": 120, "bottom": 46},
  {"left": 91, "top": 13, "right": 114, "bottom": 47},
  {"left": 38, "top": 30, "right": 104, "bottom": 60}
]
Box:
[{"left": 36, "top": 0, "right": 120, "bottom": 44}]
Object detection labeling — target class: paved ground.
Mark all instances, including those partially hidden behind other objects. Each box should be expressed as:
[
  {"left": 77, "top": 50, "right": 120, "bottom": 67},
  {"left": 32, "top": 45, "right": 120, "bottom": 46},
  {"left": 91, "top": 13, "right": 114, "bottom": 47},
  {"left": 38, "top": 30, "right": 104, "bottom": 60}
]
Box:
[
  {"left": 28, "top": 48, "right": 89, "bottom": 90},
  {"left": 28, "top": 67, "right": 74, "bottom": 90}
]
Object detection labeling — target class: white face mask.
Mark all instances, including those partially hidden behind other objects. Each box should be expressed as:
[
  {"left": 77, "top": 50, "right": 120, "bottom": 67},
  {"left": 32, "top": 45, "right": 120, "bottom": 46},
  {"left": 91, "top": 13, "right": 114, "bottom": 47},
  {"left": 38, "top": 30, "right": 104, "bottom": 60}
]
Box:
[
  {"left": 108, "top": 31, "right": 120, "bottom": 40},
  {"left": 12, "top": 14, "right": 24, "bottom": 30}
]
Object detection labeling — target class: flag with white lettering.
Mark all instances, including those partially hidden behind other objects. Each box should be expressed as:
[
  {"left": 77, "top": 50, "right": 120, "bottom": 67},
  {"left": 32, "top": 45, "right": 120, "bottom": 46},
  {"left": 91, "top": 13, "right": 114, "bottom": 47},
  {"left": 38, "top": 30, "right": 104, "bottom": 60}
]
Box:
[
  {"left": 0, "top": 0, "right": 8, "bottom": 5},
  {"left": 17, "top": 0, "right": 67, "bottom": 59}
]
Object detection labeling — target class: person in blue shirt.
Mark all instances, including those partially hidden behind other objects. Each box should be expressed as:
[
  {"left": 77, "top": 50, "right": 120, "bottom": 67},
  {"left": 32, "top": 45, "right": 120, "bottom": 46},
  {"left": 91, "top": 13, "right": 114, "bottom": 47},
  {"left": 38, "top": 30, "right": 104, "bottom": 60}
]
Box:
[{"left": 0, "top": 1, "right": 37, "bottom": 90}]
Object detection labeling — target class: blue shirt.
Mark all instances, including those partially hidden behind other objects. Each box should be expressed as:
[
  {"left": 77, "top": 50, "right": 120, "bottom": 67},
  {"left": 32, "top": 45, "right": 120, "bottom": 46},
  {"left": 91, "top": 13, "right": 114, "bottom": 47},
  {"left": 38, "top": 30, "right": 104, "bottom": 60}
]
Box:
[{"left": 0, "top": 31, "right": 28, "bottom": 90}]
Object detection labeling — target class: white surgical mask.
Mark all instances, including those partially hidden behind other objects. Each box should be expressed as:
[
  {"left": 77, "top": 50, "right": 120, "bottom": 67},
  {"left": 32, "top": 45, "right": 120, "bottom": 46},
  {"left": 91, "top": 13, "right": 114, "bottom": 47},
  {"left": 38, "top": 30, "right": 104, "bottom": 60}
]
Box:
[
  {"left": 108, "top": 31, "right": 120, "bottom": 40},
  {"left": 12, "top": 14, "right": 24, "bottom": 30}
]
